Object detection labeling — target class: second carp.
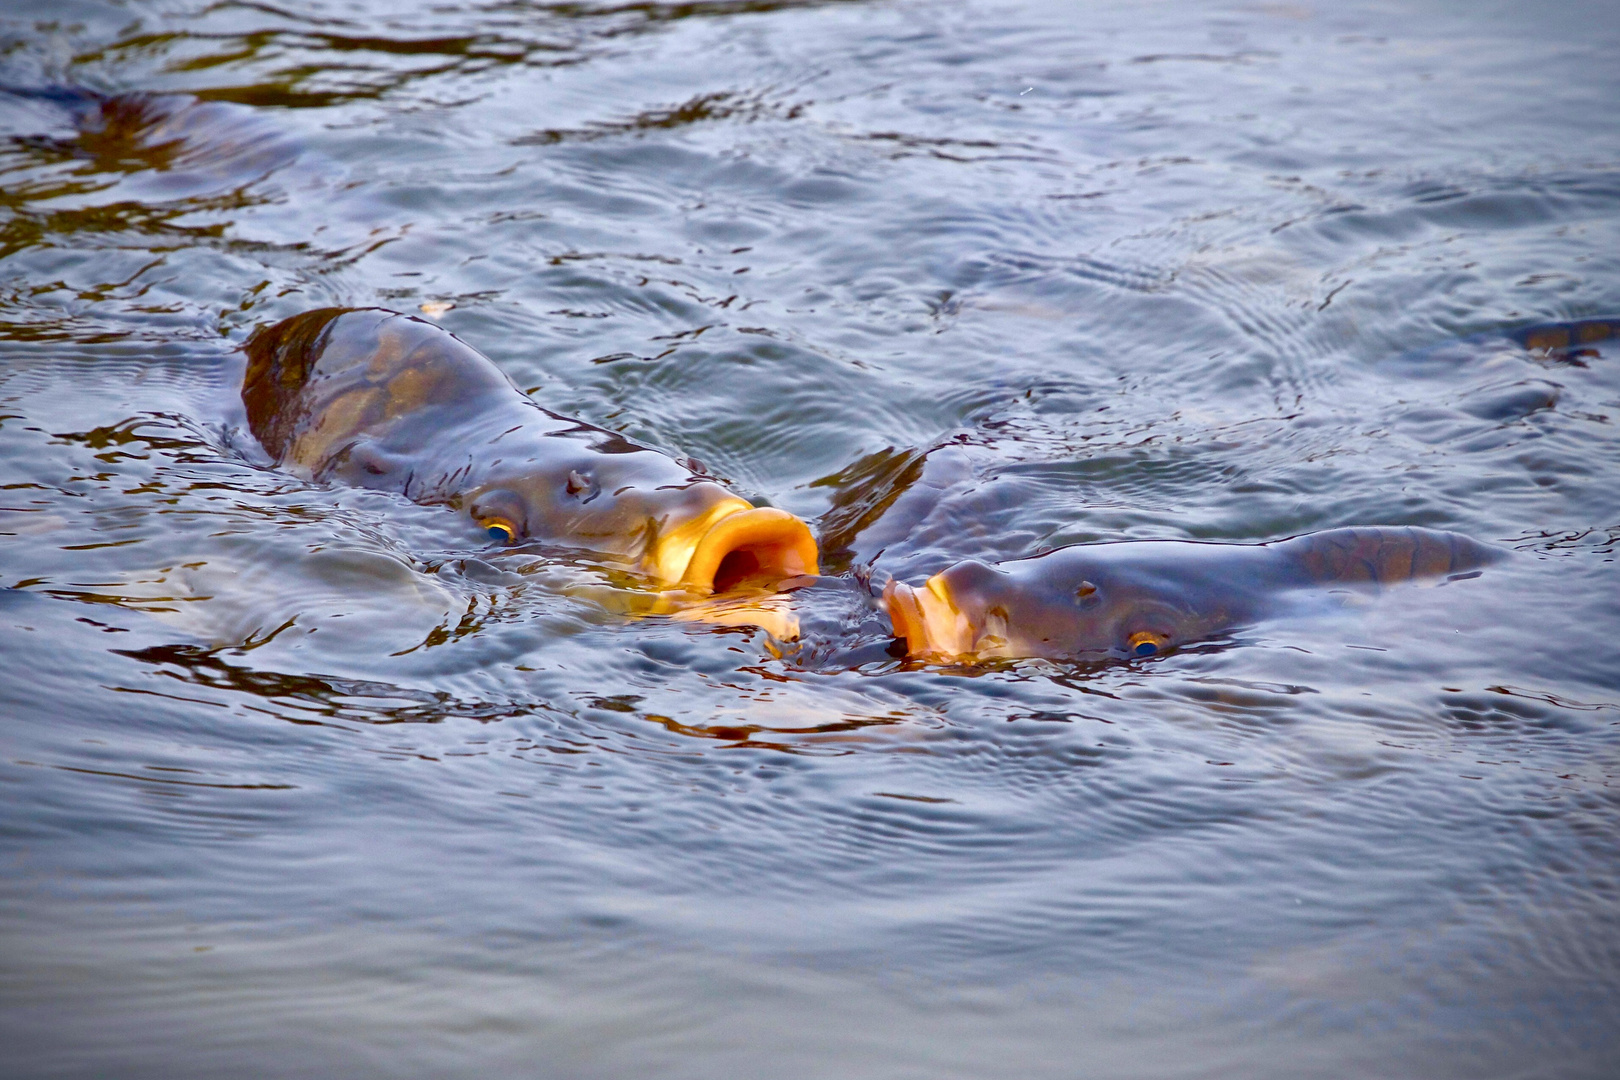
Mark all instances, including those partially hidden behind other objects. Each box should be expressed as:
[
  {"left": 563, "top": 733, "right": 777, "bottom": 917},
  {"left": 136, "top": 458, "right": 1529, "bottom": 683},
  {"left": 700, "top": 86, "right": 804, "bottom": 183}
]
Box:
[{"left": 883, "top": 527, "right": 1502, "bottom": 662}]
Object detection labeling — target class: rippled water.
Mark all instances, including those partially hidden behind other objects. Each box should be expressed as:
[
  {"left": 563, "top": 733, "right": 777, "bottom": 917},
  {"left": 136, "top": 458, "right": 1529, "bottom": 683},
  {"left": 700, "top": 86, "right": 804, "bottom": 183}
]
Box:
[{"left": 2, "top": 1, "right": 1618, "bottom": 1076}]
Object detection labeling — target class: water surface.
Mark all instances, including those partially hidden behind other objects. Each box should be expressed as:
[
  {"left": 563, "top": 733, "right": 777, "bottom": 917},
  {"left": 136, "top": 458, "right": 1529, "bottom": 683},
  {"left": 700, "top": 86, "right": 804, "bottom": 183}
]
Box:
[{"left": 2, "top": 1, "right": 1618, "bottom": 1076}]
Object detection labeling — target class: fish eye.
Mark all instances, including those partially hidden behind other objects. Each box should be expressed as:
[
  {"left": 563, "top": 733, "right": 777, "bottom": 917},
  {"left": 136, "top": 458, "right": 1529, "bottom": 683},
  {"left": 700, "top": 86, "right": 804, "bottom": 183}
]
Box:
[
  {"left": 469, "top": 488, "right": 525, "bottom": 542},
  {"left": 1128, "top": 630, "right": 1166, "bottom": 657}
]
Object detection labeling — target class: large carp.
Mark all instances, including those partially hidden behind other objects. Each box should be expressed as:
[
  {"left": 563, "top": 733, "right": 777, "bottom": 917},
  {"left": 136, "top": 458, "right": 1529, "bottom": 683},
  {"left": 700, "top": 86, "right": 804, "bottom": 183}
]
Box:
[
  {"left": 242, "top": 308, "right": 818, "bottom": 594},
  {"left": 883, "top": 526, "right": 1501, "bottom": 662}
]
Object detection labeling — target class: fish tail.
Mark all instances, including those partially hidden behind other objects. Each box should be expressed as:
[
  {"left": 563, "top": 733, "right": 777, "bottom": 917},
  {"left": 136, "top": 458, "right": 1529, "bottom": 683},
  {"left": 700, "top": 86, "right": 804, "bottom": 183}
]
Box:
[{"left": 1277, "top": 527, "right": 1501, "bottom": 587}]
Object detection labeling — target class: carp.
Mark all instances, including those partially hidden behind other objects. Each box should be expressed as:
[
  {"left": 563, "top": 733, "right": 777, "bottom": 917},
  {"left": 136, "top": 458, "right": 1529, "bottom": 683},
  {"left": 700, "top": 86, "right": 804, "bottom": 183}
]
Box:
[
  {"left": 242, "top": 308, "right": 818, "bottom": 594},
  {"left": 883, "top": 526, "right": 1501, "bottom": 662}
]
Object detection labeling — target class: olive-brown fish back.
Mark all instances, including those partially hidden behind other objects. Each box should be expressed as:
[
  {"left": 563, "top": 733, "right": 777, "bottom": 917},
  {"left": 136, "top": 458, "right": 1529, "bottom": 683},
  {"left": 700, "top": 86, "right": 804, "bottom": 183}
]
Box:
[
  {"left": 1278, "top": 526, "right": 1500, "bottom": 586},
  {"left": 241, "top": 307, "right": 351, "bottom": 462}
]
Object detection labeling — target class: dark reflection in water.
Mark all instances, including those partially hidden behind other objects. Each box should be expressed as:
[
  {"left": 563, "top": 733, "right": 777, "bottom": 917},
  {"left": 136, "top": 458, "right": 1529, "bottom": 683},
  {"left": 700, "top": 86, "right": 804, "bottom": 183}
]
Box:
[
  {"left": 2, "top": 0, "right": 1620, "bottom": 1077},
  {"left": 115, "top": 642, "right": 503, "bottom": 725}
]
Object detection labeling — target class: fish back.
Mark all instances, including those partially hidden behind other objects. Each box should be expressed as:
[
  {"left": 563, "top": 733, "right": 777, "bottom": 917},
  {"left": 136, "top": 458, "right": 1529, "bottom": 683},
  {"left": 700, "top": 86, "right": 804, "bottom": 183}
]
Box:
[
  {"left": 241, "top": 308, "right": 352, "bottom": 462},
  {"left": 242, "top": 308, "right": 514, "bottom": 474},
  {"left": 1277, "top": 526, "right": 1501, "bottom": 587}
]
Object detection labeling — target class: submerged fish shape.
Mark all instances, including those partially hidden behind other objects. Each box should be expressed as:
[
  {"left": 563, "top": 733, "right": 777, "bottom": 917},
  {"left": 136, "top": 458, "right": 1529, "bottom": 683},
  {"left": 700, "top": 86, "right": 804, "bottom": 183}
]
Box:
[
  {"left": 883, "top": 526, "right": 1502, "bottom": 662},
  {"left": 1508, "top": 317, "right": 1617, "bottom": 358},
  {"left": 0, "top": 85, "right": 307, "bottom": 199},
  {"left": 242, "top": 308, "right": 818, "bottom": 594}
]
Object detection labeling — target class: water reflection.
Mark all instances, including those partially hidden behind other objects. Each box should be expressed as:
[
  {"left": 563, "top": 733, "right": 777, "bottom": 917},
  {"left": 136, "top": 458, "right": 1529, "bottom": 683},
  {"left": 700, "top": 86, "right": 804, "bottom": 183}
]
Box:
[
  {"left": 81, "top": 0, "right": 876, "bottom": 109},
  {"left": 516, "top": 88, "right": 806, "bottom": 145},
  {"left": 2, "top": 0, "right": 1619, "bottom": 1075},
  {"left": 116, "top": 641, "right": 518, "bottom": 725}
]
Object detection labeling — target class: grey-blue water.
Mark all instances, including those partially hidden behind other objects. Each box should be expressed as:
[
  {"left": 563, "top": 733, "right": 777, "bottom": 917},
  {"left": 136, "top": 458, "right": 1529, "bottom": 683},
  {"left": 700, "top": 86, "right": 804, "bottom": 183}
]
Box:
[{"left": 1, "top": 1, "right": 1618, "bottom": 1076}]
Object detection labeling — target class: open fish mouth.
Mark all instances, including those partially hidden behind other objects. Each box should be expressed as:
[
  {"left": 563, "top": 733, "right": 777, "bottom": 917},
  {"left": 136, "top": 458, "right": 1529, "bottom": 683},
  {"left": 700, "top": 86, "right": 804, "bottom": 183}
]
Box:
[
  {"left": 659, "top": 503, "right": 820, "bottom": 594},
  {"left": 881, "top": 576, "right": 978, "bottom": 660}
]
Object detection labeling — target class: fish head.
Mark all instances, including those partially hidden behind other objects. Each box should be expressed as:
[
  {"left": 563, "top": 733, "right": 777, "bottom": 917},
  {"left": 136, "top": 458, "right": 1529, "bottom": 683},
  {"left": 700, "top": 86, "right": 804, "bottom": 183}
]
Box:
[
  {"left": 469, "top": 449, "right": 817, "bottom": 594},
  {"left": 883, "top": 548, "right": 1206, "bottom": 662}
]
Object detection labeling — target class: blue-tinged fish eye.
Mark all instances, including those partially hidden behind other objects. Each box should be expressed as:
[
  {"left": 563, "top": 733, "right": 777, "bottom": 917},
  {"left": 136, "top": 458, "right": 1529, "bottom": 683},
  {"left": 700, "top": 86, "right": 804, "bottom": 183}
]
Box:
[
  {"left": 483, "top": 520, "right": 516, "bottom": 544},
  {"left": 1128, "top": 631, "right": 1165, "bottom": 657}
]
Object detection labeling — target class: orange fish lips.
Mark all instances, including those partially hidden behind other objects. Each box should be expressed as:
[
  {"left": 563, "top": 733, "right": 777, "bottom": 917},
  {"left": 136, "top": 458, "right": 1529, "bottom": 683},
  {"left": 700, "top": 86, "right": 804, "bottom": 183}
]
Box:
[
  {"left": 882, "top": 579, "right": 930, "bottom": 656},
  {"left": 676, "top": 506, "right": 820, "bottom": 594},
  {"left": 881, "top": 575, "right": 982, "bottom": 660}
]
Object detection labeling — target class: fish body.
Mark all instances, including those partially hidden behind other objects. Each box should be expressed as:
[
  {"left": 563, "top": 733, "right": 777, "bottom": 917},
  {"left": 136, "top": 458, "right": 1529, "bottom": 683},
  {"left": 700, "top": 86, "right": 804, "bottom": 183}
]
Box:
[
  {"left": 243, "top": 308, "right": 817, "bottom": 593},
  {"left": 883, "top": 526, "right": 1501, "bottom": 662}
]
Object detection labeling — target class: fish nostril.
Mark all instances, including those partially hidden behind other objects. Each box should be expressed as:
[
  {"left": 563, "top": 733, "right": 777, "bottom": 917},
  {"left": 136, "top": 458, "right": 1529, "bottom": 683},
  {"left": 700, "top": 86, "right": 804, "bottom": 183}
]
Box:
[
  {"left": 1075, "top": 580, "right": 1100, "bottom": 609},
  {"left": 566, "top": 470, "right": 599, "bottom": 502}
]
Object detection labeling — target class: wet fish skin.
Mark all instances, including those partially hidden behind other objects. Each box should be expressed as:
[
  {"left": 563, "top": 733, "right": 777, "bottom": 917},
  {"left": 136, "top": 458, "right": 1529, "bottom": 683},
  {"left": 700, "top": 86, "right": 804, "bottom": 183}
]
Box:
[
  {"left": 242, "top": 308, "right": 817, "bottom": 592},
  {"left": 883, "top": 526, "right": 1502, "bottom": 662},
  {"left": 1271, "top": 526, "right": 1500, "bottom": 589}
]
